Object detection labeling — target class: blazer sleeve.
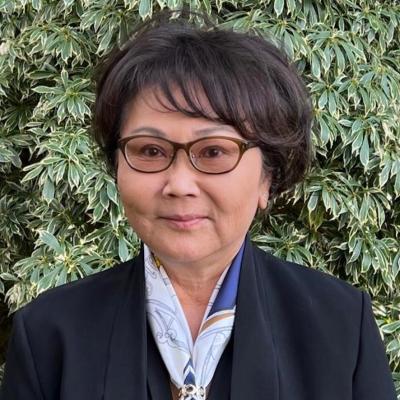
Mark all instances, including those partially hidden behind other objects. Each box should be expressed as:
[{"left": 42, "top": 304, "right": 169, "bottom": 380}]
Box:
[
  {"left": 0, "top": 308, "right": 45, "bottom": 400},
  {"left": 352, "top": 291, "right": 397, "bottom": 400}
]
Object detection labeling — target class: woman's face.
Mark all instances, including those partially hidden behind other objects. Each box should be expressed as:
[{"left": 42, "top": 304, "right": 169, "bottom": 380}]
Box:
[{"left": 117, "top": 86, "right": 271, "bottom": 270}]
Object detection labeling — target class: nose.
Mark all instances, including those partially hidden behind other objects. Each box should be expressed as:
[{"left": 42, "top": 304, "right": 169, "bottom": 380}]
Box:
[{"left": 161, "top": 149, "right": 201, "bottom": 198}]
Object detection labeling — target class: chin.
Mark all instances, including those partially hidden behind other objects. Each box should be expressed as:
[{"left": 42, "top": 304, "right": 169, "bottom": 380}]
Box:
[
  {"left": 160, "top": 243, "right": 203, "bottom": 260},
  {"left": 151, "top": 237, "right": 212, "bottom": 265}
]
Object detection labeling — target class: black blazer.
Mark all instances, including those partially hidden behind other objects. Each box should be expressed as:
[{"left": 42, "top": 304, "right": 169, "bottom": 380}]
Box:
[{"left": 0, "top": 235, "right": 396, "bottom": 400}]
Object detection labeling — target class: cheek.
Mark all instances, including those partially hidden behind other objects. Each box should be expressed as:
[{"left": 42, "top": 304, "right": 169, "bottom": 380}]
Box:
[
  {"left": 215, "top": 175, "right": 261, "bottom": 221},
  {"left": 117, "top": 166, "right": 148, "bottom": 214},
  {"left": 117, "top": 180, "right": 154, "bottom": 238},
  {"left": 117, "top": 169, "right": 134, "bottom": 205}
]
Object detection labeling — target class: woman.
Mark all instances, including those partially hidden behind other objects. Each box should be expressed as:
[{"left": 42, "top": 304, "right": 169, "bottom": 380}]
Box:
[{"left": 0, "top": 9, "right": 396, "bottom": 400}]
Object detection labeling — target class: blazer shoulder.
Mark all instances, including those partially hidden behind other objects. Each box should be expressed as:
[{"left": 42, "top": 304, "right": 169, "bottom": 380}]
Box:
[
  {"left": 251, "top": 242, "right": 363, "bottom": 306},
  {"left": 15, "top": 256, "right": 139, "bottom": 328}
]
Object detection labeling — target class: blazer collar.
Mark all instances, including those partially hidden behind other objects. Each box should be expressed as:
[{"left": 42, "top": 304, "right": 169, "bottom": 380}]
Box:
[
  {"left": 103, "top": 235, "right": 280, "bottom": 400},
  {"left": 103, "top": 243, "right": 148, "bottom": 400},
  {"left": 147, "top": 320, "right": 173, "bottom": 400},
  {"left": 230, "top": 233, "right": 280, "bottom": 400}
]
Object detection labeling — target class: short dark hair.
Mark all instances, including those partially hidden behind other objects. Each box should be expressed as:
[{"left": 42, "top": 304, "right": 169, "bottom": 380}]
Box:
[{"left": 91, "top": 8, "right": 313, "bottom": 200}]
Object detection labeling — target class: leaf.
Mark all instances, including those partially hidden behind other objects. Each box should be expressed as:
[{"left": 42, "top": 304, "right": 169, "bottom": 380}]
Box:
[
  {"left": 328, "top": 91, "right": 337, "bottom": 115},
  {"left": 349, "top": 238, "right": 362, "bottom": 262},
  {"left": 202, "top": 0, "right": 211, "bottom": 14},
  {"left": 118, "top": 238, "right": 130, "bottom": 261},
  {"left": 93, "top": 202, "right": 105, "bottom": 221},
  {"left": 55, "top": 267, "right": 67, "bottom": 286},
  {"left": 274, "top": 0, "right": 284, "bottom": 17},
  {"left": 361, "top": 251, "right": 372, "bottom": 273},
  {"left": 334, "top": 44, "right": 345, "bottom": 73},
  {"left": 311, "top": 52, "right": 321, "bottom": 78},
  {"left": 318, "top": 90, "right": 328, "bottom": 109},
  {"left": 321, "top": 188, "right": 331, "bottom": 211},
  {"left": 394, "top": 169, "right": 400, "bottom": 196},
  {"left": 139, "top": 0, "right": 152, "bottom": 19},
  {"left": 321, "top": 45, "right": 331, "bottom": 72},
  {"left": 42, "top": 178, "right": 55, "bottom": 201},
  {"left": 37, "top": 268, "right": 59, "bottom": 293},
  {"left": 352, "top": 130, "right": 364, "bottom": 154},
  {"left": 60, "top": 69, "right": 69, "bottom": 87},
  {"left": 360, "top": 71, "right": 375, "bottom": 86},
  {"left": 21, "top": 165, "right": 44, "bottom": 182},
  {"left": 41, "top": 156, "right": 61, "bottom": 166},
  {"left": 39, "top": 231, "right": 63, "bottom": 254},
  {"left": 97, "top": 29, "right": 114, "bottom": 54},
  {"left": 392, "top": 253, "right": 400, "bottom": 278},
  {"left": 0, "top": 272, "right": 18, "bottom": 282},
  {"left": 79, "top": 261, "right": 95, "bottom": 275},
  {"left": 107, "top": 181, "right": 119, "bottom": 205},
  {"left": 68, "top": 163, "right": 80, "bottom": 188},
  {"left": 381, "top": 321, "right": 400, "bottom": 334},
  {"left": 31, "top": 0, "right": 42, "bottom": 10},
  {"left": 61, "top": 40, "right": 73, "bottom": 62},
  {"left": 319, "top": 117, "right": 330, "bottom": 145},
  {"left": 283, "top": 31, "right": 294, "bottom": 60},
  {"left": 32, "top": 85, "right": 57, "bottom": 94},
  {"left": 360, "top": 135, "right": 370, "bottom": 167},
  {"left": 307, "top": 192, "right": 319, "bottom": 212},
  {"left": 359, "top": 195, "right": 370, "bottom": 223},
  {"left": 386, "top": 339, "right": 400, "bottom": 353},
  {"left": 100, "top": 187, "right": 110, "bottom": 209},
  {"left": 287, "top": 0, "right": 296, "bottom": 14},
  {"left": 379, "top": 161, "right": 391, "bottom": 187}
]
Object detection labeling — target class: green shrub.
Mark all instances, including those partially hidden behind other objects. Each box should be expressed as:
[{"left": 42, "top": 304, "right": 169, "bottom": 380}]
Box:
[{"left": 0, "top": 0, "right": 399, "bottom": 394}]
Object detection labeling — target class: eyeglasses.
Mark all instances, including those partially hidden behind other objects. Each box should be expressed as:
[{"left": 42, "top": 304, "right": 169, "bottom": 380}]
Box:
[{"left": 117, "top": 135, "right": 259, "bottom": 174}]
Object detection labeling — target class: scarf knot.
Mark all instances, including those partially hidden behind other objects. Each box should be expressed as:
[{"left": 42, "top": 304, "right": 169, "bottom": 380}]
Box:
[{"left": 178, "top": 384, "right": 206, "bottom": 400}]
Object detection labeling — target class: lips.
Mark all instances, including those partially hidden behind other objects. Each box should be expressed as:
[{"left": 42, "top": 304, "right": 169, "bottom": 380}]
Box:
[
  {"left": 160, "top": 214, "right": 207, "bottom": 229},
  {"left": 161, "top": 214, "right": 207, "bottom": 221}
]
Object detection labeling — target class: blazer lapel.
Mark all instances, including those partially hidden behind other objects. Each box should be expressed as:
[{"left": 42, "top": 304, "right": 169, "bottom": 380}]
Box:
[
  {"left": 146, "top": 321, "right": 173, "bottom": 400},
  {"left": 103, "top": 244, "right": 148, "bottom": 400},
  {"left": 207, "top": 335, "right": 233, "bottom": 400},
  {"left": 230, "top": 234, "right": 280, "bottom": 400}
]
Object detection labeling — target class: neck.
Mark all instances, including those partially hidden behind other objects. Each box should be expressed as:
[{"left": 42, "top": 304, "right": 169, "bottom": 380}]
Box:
[
  {"left": 152, "top": 238, "right": 244, "bottom": 305},
  {"left": 165, "top": 263, "right": 227, "bottom": 307}
]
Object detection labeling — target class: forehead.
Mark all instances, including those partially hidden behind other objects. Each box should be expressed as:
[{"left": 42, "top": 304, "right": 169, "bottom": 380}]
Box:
[
  {"left": 120, "top": 84, "right": 241, "bottom": 138},
  {"left": 128, "top": 83, "right": 217, "bottom": 118}
]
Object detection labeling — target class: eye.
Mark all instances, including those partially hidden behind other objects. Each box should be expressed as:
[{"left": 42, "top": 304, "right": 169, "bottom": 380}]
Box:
[
  {"left": 139, "top": 145, "right": 167, "bottom": 157},
  {"left": 199, "top": 146, "right": 226, "bottom": 158}
]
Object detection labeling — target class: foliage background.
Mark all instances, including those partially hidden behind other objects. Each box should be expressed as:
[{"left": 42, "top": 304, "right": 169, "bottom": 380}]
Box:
[{"left": 0, "top": 0, "right": 399, "bottom": 394}]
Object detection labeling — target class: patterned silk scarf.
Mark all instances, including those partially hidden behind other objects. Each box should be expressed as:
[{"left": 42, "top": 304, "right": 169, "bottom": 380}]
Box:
[{"left": 144, "top": 242, "right": 244, "bottom": 400}]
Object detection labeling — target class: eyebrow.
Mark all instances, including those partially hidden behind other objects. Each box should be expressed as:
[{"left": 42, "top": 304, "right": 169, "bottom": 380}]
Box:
[{"left": 126, "top": 125, "right": 237, "bottom": 137}]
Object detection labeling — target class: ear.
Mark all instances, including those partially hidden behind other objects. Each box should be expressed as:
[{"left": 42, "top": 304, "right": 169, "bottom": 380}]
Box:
[{"left": 257, "top": 172, "right": 272, "bottom": 210}]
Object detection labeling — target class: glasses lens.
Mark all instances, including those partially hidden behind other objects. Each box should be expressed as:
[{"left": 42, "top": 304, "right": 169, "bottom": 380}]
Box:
[
  {"left": 125, "top": 137, "right": 173, "bottom": 172},
  {"left": 191, "top": 138, "right": 240, "bottom": 173}
]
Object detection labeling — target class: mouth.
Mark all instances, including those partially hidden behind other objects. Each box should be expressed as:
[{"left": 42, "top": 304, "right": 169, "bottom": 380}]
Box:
[{"left": 160, "top": 215, "right": 208, "bottom": 229}]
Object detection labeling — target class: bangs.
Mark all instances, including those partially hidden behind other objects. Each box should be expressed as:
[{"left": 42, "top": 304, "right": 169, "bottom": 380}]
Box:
[{"left": 125, "top": 33, "right": 258, "bottom": 141}]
